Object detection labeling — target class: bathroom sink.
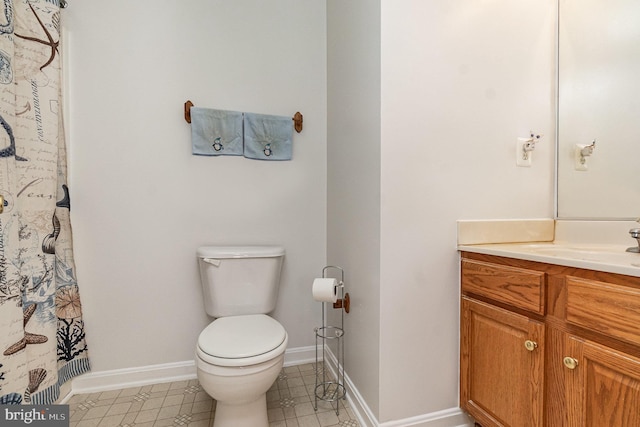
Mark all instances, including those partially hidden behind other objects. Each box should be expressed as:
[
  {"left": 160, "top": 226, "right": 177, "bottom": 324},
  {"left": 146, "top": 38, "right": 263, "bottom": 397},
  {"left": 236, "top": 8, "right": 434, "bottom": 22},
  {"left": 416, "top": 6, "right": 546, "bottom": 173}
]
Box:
[
  {"left": 509, "top": 242, "right": 629, "bottom": 257},
  {"left": 522, "top": 244, "right": 616, "bottom": 256},
  {"left": 523, "top": 245, "right": 632, "bottom": 263},
  {"left": 516, "top": 244, "right": 596, "bottom": 254}
]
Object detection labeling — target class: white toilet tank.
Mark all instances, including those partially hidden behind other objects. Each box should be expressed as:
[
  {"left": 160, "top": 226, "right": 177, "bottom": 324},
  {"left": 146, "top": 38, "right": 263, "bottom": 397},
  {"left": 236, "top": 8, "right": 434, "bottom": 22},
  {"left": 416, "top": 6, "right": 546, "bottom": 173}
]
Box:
[{"left": 197, "top": 246, "right": 285, "bottom": 318}]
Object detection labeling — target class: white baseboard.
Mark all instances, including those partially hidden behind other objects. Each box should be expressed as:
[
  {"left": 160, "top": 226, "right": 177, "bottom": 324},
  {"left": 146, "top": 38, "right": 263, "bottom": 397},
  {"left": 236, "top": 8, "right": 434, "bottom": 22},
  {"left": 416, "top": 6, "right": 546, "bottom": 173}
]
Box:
[
  {"left": 322, "top": 348, "right": 473, "bottom": 427},
  {"left": 283, "top": 345, "right": 316, "bottom": 367},
  {"left": 378, "top": 408, "right": 473, "bottom": 427},
  {"left": 69, "top": 346, "right": 317, "bottom": 397},
  {"left": 70, "top": 360, "right": 198, "bottom": 395}
]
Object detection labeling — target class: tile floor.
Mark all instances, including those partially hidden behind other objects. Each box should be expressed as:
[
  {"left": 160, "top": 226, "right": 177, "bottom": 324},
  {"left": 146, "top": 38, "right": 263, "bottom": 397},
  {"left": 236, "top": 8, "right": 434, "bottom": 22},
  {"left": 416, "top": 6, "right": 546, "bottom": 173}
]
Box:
[{"left": 68, "top": 363, "right": 360, "bottom": 427}]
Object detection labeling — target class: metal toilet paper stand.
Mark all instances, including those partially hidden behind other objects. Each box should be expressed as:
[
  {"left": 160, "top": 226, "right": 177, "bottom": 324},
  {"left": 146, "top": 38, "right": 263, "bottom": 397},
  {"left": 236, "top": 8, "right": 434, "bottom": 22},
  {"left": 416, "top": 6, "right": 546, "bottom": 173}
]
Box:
[{"left": 314, "top": 266, "right": 349, "bottom": 415}]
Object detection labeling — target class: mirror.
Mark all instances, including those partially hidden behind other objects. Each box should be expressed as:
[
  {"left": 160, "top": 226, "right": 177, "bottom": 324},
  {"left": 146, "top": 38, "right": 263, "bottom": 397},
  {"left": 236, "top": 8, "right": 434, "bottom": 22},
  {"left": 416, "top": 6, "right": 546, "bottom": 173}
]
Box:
[{"left": 557, "top": 0, "right": 640, "bottom": 219}]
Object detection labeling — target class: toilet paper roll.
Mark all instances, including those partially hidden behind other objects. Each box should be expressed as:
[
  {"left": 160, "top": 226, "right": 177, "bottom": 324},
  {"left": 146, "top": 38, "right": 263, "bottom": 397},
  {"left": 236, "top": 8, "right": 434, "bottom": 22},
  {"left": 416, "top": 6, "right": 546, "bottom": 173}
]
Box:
[{"left": 312, "top": 278, "right": 338, "bottom": 303}]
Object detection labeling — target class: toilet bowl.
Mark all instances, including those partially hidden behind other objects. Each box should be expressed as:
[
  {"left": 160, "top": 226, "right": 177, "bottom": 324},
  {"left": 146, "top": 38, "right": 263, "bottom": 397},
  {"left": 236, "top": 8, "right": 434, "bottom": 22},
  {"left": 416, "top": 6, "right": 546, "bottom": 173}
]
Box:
[{"left": 195, "top": 314, "right": 288, "bottom": 427}]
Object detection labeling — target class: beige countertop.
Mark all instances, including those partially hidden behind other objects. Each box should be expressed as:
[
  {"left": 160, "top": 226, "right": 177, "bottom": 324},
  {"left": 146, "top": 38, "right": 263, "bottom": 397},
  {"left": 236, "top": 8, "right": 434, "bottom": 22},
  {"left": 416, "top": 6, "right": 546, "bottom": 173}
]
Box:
[
  {"left": 457, "top": 219, "right": 640, "bottom": 277},
  {"left": 458, "top": 242, "right": 640, "bottom": 277}
]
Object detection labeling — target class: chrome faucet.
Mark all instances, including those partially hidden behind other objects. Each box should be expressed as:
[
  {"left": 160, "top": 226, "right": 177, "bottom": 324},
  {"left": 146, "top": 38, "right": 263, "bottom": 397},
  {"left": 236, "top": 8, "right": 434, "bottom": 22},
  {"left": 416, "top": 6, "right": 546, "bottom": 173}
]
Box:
[{"left": 627, "top": 228, "right": 640, "bottom": 253}]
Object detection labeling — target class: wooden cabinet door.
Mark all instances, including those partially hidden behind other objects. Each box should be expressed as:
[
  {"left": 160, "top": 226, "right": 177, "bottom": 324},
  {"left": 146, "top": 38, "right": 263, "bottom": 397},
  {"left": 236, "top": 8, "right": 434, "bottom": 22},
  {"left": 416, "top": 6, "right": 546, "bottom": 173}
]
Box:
[
  {"left": 461, "top": 298, "right": 545, "bottom": 427},
  {"left": 565, "top": 337, "right": 640, "bottom": 427}
]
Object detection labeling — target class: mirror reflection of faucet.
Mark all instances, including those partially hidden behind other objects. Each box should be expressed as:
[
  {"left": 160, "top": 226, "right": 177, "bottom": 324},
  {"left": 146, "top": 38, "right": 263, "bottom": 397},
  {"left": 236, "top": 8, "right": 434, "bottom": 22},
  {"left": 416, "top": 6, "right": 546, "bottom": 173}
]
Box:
[{"left": 574, "top": 139, "right": 596, "bottom": 171}]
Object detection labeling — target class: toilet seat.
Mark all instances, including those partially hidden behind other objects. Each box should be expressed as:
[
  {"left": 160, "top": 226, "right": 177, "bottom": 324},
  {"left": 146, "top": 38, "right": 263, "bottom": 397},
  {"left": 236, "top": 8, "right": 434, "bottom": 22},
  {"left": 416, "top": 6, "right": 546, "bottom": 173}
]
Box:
[{"left": 197, "top": 314, "right": 287, "bottom": 367}]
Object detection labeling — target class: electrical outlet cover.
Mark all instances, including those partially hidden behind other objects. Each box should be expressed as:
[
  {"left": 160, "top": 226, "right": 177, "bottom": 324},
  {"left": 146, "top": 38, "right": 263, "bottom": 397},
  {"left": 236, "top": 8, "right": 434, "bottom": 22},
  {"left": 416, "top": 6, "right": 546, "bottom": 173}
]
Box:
[
  {"left": 516, "top": 137, "right": 532, "bottom": 167},
  {"left": 574, "top": 144, "right": 588, "bottom": 171}
]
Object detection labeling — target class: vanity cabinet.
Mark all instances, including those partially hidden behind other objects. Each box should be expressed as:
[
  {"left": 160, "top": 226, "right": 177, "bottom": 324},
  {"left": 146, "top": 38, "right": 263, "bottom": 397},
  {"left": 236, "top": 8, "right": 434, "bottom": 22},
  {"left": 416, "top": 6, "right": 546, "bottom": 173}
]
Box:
[
  {"left": 564, "top": 337, "right": 640, "bottom": 427},
  {"left": 460, "top": 252, "right": 640, "bottom": 427},
  {"left": 461, "top": 298, "right": 545, "bottom": 427}
]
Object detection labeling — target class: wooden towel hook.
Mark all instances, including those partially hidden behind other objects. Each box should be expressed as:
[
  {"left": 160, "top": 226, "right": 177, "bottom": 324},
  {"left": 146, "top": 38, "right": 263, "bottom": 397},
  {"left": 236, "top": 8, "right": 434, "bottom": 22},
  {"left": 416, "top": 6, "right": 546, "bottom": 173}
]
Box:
[
  {"left": 184, "top": 100, "right": 303, "bottom": 133},
  {"left": 292, "top": 112, "right": 303, "bottom": 133},
  {"left": 184, "top": 100, "right": 194, "bottom": 124}
]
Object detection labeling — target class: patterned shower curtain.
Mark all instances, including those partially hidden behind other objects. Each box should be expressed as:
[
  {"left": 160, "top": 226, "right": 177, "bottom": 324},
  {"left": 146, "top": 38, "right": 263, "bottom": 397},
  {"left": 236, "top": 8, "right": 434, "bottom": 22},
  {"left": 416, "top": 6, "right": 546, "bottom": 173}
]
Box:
[{"left": 0, "top": 0, "right": 90, "bottom": 404}]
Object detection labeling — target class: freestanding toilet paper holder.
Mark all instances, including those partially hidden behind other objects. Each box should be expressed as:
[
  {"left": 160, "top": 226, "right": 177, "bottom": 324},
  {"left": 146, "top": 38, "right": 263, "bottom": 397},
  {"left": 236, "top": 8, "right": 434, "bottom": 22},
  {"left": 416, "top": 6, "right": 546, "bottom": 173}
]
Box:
[{"left": 314, "top": 266, "right": 347, "bottom": 415}]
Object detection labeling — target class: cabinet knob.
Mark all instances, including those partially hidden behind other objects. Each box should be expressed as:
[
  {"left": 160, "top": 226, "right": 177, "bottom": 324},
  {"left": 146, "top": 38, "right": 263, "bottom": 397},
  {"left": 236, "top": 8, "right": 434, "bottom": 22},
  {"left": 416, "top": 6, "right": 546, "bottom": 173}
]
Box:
[
  {"left": 563, "top": 357, "right": 579, "bottom": 370},
  {"left": 524, "top": 340, "right": 538, "bottom": 351}
]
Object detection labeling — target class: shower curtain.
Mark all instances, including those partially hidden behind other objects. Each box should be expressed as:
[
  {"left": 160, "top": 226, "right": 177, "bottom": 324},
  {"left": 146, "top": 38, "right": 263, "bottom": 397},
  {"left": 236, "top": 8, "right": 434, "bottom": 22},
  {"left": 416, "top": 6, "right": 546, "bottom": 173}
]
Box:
[{"left": 0, "top": 0, "right": 90, "bottom": 404}]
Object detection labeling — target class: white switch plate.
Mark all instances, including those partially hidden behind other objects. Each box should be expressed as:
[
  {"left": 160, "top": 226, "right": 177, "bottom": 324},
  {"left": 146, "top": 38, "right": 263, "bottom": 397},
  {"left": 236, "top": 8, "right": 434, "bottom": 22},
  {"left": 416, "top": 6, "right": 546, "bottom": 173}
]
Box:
[{"left": 516, "top": 137, "right": 532, "bottom": 167}]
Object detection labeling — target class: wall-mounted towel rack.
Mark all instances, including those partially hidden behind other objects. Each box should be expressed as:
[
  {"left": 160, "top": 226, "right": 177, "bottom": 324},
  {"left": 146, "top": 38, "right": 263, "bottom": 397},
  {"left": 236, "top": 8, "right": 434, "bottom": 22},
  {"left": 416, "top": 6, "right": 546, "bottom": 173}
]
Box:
[{"left": 184, "top": 100, "right": 303, "bottom": 133}]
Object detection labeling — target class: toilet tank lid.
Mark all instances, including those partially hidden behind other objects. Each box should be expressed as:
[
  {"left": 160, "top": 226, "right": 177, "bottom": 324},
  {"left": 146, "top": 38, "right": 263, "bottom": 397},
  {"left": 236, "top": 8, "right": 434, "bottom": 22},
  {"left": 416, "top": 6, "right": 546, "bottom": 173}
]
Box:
[{"left": 197, "top": 245, "right": 285, "bottom": 259}]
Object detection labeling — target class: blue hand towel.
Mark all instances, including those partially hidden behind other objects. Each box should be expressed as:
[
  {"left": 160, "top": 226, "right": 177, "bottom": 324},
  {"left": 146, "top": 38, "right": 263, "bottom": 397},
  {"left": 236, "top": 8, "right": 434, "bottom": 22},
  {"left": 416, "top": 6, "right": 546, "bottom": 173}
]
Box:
[
  {"left": 243, "top": 112, "right": 293, "bottom": 161},
  {"left": 190, "top": 107, "right": 244, "bottom": 156}
]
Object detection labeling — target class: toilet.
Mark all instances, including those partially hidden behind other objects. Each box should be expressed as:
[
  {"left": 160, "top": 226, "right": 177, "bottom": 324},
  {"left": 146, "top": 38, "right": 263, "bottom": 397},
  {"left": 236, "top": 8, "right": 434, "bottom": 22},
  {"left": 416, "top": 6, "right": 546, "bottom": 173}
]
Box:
[{"left": 195, "top": 246, "right": 288, "bottom": 427}]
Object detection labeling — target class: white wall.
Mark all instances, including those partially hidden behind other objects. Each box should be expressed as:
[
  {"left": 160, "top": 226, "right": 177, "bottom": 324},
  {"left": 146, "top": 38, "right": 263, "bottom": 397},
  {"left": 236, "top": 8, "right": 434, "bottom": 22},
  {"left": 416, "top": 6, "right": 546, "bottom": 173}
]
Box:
[
  {"left": 379, "top": 0, "right": 556, "bottom": 422},
  {"left": 328, "top": 0, "right": 556, "bottom": 424},
  {"left": 65, "top": 0, "right": 327, "bottom": 372}
]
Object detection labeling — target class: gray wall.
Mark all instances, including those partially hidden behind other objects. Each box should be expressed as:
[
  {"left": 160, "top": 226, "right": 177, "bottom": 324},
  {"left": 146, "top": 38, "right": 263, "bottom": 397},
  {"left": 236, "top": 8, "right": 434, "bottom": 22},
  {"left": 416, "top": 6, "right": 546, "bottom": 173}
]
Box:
[
  {"left": 66, "top": 0, "right": 327, "bottom": 372},
  {"left": 327, "top": 0, "right": 382, "bottom": 418}
]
